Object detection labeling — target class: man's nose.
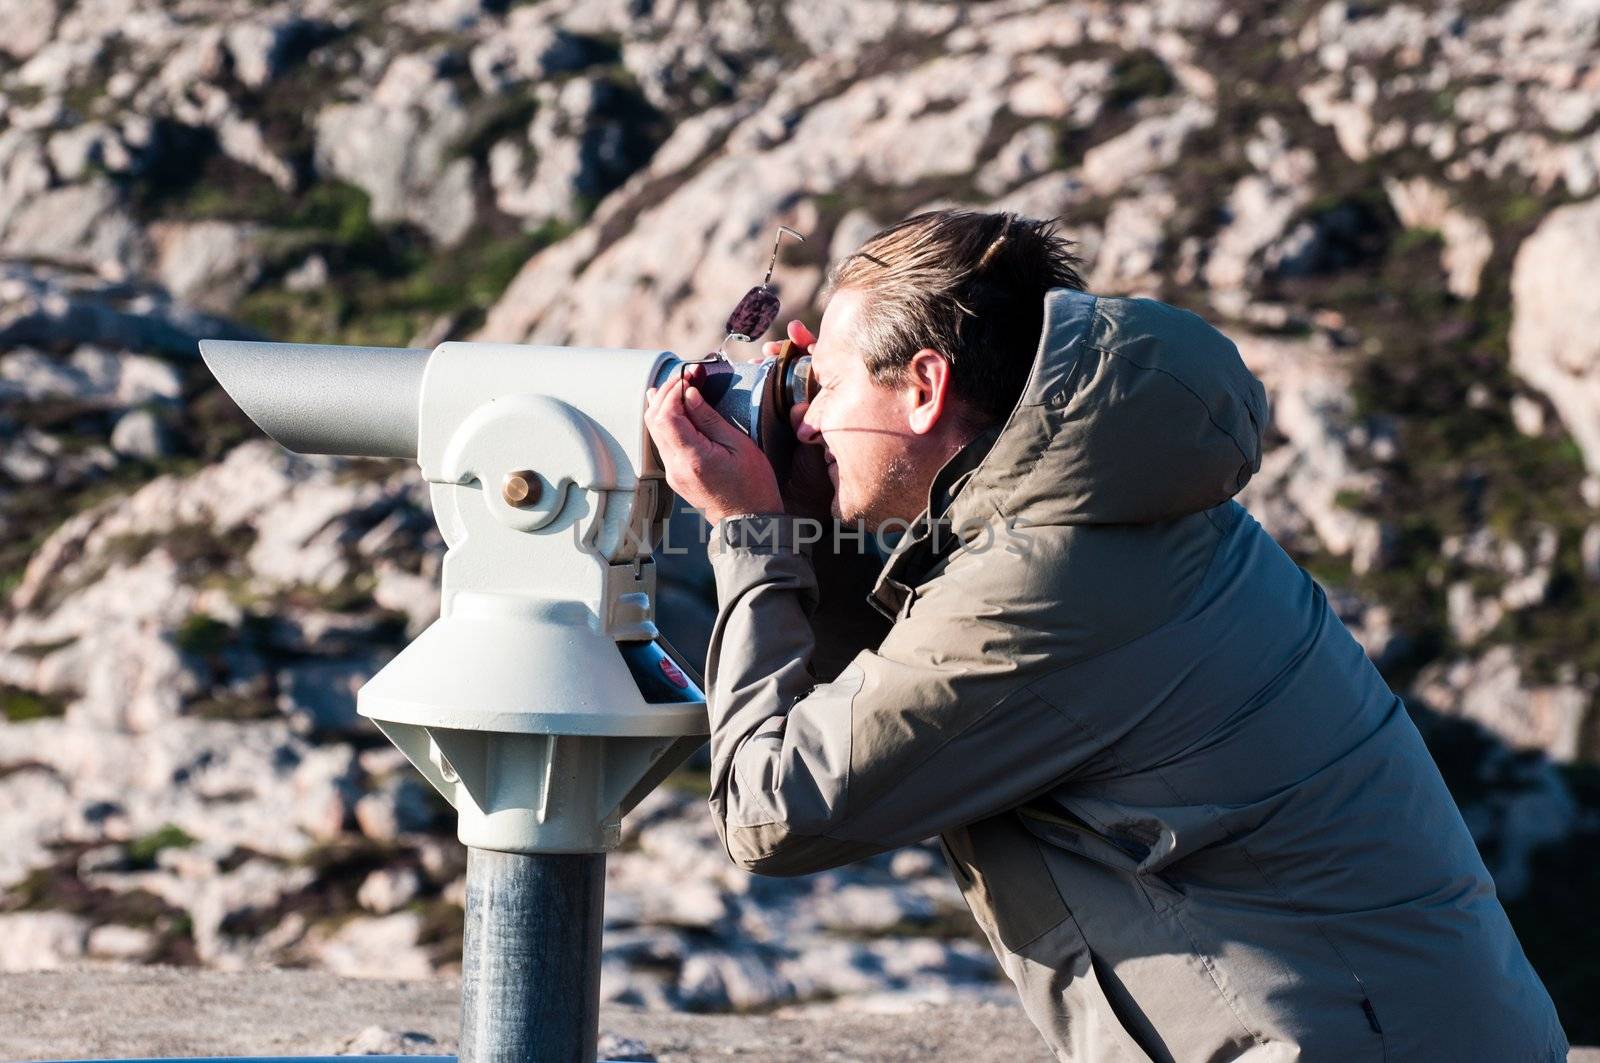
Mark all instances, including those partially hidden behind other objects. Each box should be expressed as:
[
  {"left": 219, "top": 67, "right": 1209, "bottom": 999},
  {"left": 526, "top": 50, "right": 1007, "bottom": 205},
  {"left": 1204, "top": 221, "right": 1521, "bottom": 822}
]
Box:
[{"left": 795, "top": 401, "right": 823, "bottom": 445}]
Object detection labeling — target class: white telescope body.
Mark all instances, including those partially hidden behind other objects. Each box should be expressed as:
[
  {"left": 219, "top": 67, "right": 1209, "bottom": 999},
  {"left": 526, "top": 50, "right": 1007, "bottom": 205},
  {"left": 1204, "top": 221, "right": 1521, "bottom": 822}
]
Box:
[{"left": 200, "top": 338, "right": 710, "bottom": 855}]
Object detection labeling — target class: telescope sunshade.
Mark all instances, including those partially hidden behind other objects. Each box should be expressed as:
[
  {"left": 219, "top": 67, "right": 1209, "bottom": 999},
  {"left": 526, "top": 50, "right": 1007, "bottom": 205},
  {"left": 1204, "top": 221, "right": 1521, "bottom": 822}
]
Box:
[{"left": 199, "top": 339, "right": 431, "bottom": 458}]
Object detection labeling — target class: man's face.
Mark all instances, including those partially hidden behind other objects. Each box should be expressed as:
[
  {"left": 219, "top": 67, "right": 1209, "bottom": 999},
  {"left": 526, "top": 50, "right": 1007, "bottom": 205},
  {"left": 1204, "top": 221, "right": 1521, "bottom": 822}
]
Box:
[{"left": 800, "top": 288, "right": 937, "bottom": 529}]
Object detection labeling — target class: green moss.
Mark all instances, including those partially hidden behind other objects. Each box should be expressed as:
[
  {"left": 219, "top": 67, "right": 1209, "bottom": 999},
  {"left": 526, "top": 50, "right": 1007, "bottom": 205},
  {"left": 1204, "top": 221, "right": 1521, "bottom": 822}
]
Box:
[
  {"left": 448, "top": 91, "right": 540, "bottom": 163},
  {"left": 189, "top": 694, "right": 281, "bottom": 722},
  {"left": 173, "top": 612, "right": 233, "bottom": 656},
  {"left": 7, "top": 638, "right": 74, "bottom": 659},
  {"left": 1500, "top": 194, "right": 1545, "bottom": 227},
  {"left": 1392, "top": 227, "right": 1444, "bottom": 254},
  {"left": 1332, "top": 489, "right": 1369, "bottom": 511},
  {"left": 237, "top": 217, "right": 568, "bottom": 348},
  {"left": 0, "top": 685, "right": 66, "bottom": 722},
  {"left": 1107, "top": 50, "right": 1176, "bottom": 109},
  {"left": 2, "top": 845, "right": 200, "bottom": 964},
  {"left": 127, "top": 824, "right": 196, "bottom": 869}
]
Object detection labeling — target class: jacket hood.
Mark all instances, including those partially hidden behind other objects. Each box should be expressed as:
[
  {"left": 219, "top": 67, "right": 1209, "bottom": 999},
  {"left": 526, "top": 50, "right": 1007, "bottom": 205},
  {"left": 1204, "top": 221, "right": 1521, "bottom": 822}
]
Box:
[{"left": 941, "top": 288, "right": 1268, "bottom": 530}]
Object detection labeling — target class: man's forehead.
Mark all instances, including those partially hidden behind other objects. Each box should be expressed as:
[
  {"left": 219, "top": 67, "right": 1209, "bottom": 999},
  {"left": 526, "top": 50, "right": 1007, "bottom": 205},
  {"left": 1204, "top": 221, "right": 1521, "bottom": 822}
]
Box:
[{"left": 812, "top": 288, "right": 864, "bottom": 366}]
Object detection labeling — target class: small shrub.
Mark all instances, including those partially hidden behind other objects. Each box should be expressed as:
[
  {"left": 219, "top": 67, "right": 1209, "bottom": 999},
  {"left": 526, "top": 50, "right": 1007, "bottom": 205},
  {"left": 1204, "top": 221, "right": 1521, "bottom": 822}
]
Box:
[
  {"left": 0, "top": 685, "right": 66, "bottom": 723},
  {"left": 127, "top": 824, "right": 196, "bottom": 869},
  {"left": 1108, "top": 50, "right": 1176, "bottom": 109}
]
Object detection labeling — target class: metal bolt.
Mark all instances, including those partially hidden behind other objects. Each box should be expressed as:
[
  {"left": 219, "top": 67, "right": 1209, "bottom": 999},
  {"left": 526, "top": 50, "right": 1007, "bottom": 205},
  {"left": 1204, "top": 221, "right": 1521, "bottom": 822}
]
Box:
[{"left": 502, "top": 470, "right": 542, "bottom": 508}]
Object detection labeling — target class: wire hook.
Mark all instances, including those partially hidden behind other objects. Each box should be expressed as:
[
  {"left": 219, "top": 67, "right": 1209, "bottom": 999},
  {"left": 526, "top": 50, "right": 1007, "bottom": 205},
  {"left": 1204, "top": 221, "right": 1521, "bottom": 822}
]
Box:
[{"left": 763, "top": 226, "right": 805, "bottom": 287}]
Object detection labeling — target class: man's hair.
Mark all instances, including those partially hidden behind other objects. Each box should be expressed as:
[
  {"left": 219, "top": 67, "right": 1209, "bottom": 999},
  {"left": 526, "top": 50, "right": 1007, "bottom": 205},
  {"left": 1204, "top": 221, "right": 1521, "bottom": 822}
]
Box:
[{"left": 823, "top": 210, "right": 1086, "bottom": 426}]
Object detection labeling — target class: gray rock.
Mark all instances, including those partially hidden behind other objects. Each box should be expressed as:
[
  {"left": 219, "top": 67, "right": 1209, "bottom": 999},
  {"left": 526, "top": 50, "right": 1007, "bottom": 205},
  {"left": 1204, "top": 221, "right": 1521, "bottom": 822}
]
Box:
[
  {"left": 0, "top": 345, "right": 183, "bottom": 409},
  {"left": 225, "top": 18, "right": 323, "bottom": 91},
  {"left": 357, "top": 867, "right": 422, "bottom": 915},
  {"left": 214, "top": 113, "right": 299, "bottom": 192},
  {"left": 1233, "top": 332, "right": 1381, "bottom": 562},
  {"left": 469, "top": 14, "right": 591, "bottom": 94},
  {"left": 1447, "top": 581, "right": 1504, "bottom": 647},
  {"left": 277, "top": 658, "right": 376, "bottom": 736},
  {"left": 0, "top": 426, "right": 61, "bottom": 483},
  {"left": 324, "top": 1026, "right": 440, "bottom": 1056},
  {"left": 814, "top": 883, "right": 936, "bottom": 934},
  {"left": 1418, "top": 646, "right": 1588, "bottom": 764},
  {"left": 110, "top": 407, "right": 175, "bottom": 460},
  {"left": 284, "top": 254, "right": 330, "bottom": 293},
  {"left": 0, "top": 180, "right": 148, "bottom": 281},
  {"left": 888, "top": 845, "right": 940, "bottom": 880},
  {"left": 1081, "top": 100, "right": 1215, "bottom": 195},
  {"left": 0, "top": 261, "right": 251, "bottom": 357},
  {"left": 1205, "top": 119, "right": 1316, "bottom": 291},
  {"left": 150, "top": 220, "right": 263, "bottom": 312},
  {"left": 46, "top": 122, "right": 124, "bottom": 181},
  {"left": 86, "top": 923, "right": 158, "bottom": 961},
  {"left": 314, "top": 54, "right": 478, "bottom": 246},
  {"left": 1583, "top": 525, "right": 1600, "bottom": 583},
  {"left": 0, "top": 912, "right": 89, "bottom": 971},
  {"left": 492, "top": 77, "right": 649, "bottom": 227},
  {"left": 596, "top": 1032, "right": 656, "bottom": 1062},
  {"left": 306, "top": 912, "right": 433, "bottom": 980},
  {"left": 678, "top": 948, "right": 794, "bottom": 1011},
  {"left": 1384, "top": 177, "right": 1493, "bottom": 299},
  {"left": 354, "top": 769, "right": 442, "bottom": 843},
  {"left": 0, "top": 0, "right": 59, "bottom": 62},
  {"left": 1511, "top": 196, "right": 1600, "bottom": 473},
  {"left": 1090, "top": 187, "right": 1176, "bottom": 295},
  {"left": 975, "top": 123, "right": 1057, "bottom": 197},
  {"left": 829, "top": 208, "right": 885, "bottom": 263}
]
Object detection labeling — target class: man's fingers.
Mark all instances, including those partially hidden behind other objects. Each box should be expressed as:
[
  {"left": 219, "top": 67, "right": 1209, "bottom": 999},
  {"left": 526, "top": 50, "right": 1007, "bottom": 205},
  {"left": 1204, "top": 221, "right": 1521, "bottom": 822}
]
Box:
[
  {"left": 646, "top": 375, "right": 699, "bottom": 453},
  {"left": 787, "top": 319, "right": 817, "bottom": 349}
]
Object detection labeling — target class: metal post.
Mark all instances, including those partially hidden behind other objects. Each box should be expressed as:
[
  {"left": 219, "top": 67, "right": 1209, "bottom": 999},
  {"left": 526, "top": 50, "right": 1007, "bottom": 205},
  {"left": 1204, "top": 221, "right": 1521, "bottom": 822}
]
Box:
[{"left": 459, "top": 848, "right": 606, "bottom": 1063}]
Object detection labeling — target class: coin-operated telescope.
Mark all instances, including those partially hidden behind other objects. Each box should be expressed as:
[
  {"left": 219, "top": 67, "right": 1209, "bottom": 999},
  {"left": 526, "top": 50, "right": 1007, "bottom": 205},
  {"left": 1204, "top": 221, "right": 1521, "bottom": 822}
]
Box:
[{"left": 199, "top": 336, "right": 811, "bottom": 1062}]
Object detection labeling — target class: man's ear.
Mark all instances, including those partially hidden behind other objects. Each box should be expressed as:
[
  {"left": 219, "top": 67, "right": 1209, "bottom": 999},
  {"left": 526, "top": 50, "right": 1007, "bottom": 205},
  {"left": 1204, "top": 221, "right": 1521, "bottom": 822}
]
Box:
[{"left": 903, "top": 348, "right": 955, "bottom": 436}]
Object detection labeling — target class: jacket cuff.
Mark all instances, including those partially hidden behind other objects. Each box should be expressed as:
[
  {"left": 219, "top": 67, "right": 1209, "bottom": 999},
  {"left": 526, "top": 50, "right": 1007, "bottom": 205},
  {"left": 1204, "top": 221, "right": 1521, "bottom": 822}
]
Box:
[{"left": 710, "top": 513, "right": 812, "bottom": 557}]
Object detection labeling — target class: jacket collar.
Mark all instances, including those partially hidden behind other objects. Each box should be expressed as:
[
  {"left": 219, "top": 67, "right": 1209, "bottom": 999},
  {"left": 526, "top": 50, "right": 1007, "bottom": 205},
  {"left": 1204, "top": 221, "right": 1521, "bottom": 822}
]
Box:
[{"left": 868, "top": 423, "right": 1001, "bottom": 618}]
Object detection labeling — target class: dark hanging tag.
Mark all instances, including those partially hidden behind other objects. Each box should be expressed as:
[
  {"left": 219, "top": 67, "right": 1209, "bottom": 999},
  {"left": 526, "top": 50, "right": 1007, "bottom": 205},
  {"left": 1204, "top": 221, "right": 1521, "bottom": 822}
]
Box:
[{"left": 725, "top": 284, "right": 781, "bottom": 342}]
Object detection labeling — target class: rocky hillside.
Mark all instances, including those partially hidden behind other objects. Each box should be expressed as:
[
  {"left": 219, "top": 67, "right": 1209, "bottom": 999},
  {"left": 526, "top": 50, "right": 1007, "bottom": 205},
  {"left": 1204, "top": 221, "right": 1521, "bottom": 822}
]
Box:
[{"left": 3, "top": 0, "right": 1600, "bottom": 1039}]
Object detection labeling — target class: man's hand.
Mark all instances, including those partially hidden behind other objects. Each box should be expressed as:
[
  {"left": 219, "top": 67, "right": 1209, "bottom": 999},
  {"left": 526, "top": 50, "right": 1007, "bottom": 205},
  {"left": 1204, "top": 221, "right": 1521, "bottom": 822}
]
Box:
[{"left": 645, "top": 364, "right": 784, "bottom": 525}]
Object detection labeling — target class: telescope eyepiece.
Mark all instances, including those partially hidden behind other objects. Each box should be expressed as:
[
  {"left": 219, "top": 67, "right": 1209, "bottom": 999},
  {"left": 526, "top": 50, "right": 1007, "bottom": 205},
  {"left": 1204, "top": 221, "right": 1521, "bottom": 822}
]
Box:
[{"left": 655, "top": 343, "right": 814, "bottom": 469}]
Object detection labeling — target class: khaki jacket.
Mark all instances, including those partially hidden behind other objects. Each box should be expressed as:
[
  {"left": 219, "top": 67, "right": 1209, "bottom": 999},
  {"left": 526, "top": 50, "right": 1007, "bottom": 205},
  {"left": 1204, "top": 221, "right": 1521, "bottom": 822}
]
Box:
[{"left": 702, "top": 289, "right": 1566, "bottom": 1061}]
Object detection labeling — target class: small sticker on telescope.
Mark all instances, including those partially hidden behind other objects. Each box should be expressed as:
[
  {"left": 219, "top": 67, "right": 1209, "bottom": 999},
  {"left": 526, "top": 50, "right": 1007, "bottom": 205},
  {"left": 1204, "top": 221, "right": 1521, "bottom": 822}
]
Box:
[{"left": 659, "top": 657, "right": 689, "bottom": 688}]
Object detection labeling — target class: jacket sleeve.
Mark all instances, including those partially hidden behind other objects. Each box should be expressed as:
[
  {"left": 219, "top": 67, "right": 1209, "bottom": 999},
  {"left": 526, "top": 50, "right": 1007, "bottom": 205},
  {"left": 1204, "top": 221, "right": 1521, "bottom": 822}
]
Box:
[{"left": 703, "top": 514, "right": 1109, "bottom": 876}]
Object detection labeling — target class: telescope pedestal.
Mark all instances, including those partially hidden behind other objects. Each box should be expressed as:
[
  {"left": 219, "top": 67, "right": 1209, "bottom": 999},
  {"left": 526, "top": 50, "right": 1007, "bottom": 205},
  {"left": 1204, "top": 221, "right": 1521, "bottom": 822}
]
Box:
[
  {"left": 459, "top": 848, "right": 605, "bottom": 1063},
  {"left": 202, "top": 337, "right": 711, "bottom": 1059}
]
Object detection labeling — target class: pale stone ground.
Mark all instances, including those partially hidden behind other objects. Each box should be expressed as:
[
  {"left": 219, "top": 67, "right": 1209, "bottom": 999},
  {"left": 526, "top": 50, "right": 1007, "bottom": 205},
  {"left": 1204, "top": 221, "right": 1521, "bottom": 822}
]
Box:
[
  {"left": 1, "top": 968, "right": 1594, "bottom": 1062},
  {"left": 0, "top": 967, "right": 1050, "bottom": 1062}
]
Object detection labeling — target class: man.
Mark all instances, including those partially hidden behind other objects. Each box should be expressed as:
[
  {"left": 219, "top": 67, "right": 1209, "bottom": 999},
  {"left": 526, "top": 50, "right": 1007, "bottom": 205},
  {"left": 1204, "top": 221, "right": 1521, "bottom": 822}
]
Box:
[{"left": 643, "top": 210, "right": 1565, "bottom": 1061}]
